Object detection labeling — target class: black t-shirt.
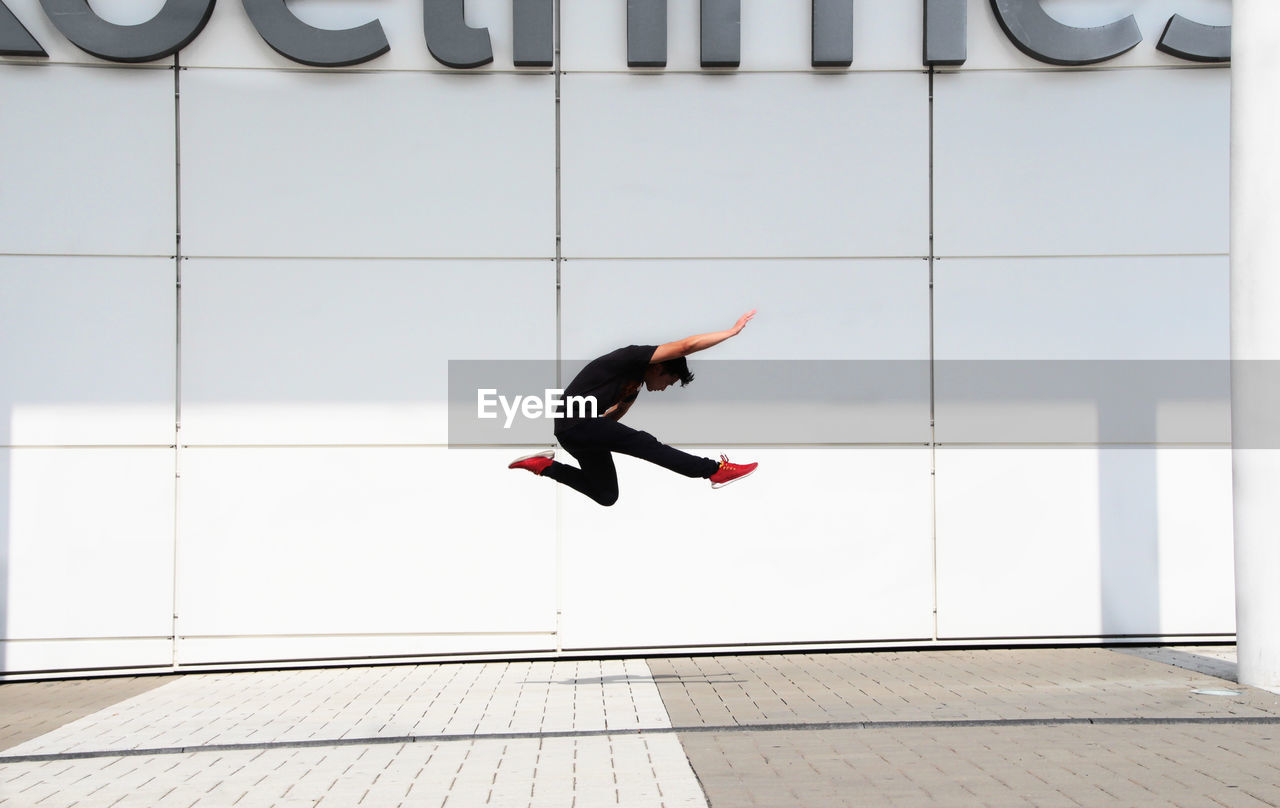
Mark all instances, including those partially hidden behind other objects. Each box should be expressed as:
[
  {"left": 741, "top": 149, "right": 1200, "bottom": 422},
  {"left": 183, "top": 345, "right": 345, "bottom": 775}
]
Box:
[{"left": 555, "top": 344, "right": 656, "bottom": 434}]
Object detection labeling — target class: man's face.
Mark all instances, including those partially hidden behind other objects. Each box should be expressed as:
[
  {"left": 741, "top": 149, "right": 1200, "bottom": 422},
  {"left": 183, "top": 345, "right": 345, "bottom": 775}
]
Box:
[{"left": 644, "top": 367, "right": 680, "bottom": 392}]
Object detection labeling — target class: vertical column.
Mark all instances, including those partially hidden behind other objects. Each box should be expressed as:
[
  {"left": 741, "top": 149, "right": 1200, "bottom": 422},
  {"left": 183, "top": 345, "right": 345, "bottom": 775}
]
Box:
[
  {"left": 172, "top": 54, "right": 184, "bottom": 670},
  {"left": 1230, "top": 0, "right": 1280, "bottom": 690}
]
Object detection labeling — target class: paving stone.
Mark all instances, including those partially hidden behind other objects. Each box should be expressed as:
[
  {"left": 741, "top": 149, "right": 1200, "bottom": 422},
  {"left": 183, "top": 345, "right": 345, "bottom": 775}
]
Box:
[
  {"left": 0, "top": 677, "right": 178, "bottom": 753},
  {"left": 649, "top": 647, "right": 1280, "bottom": 728},
  {"left": 671, "top": 723, "right": 1280, "bottom": 808},
  {"left": 0, "top": 734, "right": 707, "bottom": 808},
  {"left": 2, "top": 658, "right": 676, "bottom": 758}
]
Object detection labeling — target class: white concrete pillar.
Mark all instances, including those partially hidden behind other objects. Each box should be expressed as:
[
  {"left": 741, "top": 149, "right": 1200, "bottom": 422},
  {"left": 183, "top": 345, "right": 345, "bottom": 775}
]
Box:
[{"left": 1231, "top": 1, "right": 1280, "bottom": 689}]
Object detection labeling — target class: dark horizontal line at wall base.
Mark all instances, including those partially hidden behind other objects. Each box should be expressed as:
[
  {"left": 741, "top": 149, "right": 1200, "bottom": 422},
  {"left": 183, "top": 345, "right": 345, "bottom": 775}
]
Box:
[
  {"left": 935, "top": 633, "right": 1236, "bottom": 644},
  {"left": 562, "top": 634, "right": 1237, "bottom": 658},
  {"left": 0, "top": 634, "right": 1236, "bottom": 683}
]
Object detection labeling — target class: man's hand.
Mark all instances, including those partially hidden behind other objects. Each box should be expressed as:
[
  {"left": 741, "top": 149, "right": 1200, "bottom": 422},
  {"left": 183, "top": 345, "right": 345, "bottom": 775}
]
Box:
[{"left": 651, "top": 309, "right": 759, "bottom": 363}]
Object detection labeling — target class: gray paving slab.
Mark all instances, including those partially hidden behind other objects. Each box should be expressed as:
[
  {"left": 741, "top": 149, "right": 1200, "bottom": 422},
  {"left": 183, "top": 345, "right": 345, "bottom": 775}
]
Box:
[
  {"left": 0, "top": 734, "right": 709, "bottom": 808},
  {"left": 675, "top": 722, "right": 1280, "bottom": 808},
  {"left": 0, "top": 660, "right": 709, "bottom": 808},
  {"left": 2, "top": 659, "right": 674, "bottom": 758},
  {"left": 648, "top": 647, "right": 1280, "bottom": 726},
  {"left": 650, "top": 647, "right": 1280, "bottom": 808},
  {"left": 1117, "top": 645, "right": 1245, "bottom": 685},
  {"left": 0, "top": 676, "right": 176, "bottom": 753}
]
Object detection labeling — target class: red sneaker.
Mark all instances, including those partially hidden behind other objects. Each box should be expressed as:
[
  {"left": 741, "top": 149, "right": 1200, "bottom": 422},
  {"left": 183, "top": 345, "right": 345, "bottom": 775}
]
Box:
[
  {"left": 508, "top": 450, "right": 554, "bottom": 476},
  {"left": 709, "top": 454, "right": 757, "bottom": 489}
]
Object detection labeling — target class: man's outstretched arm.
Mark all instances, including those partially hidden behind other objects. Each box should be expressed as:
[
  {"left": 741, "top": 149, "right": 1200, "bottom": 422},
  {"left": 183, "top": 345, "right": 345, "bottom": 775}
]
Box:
[{"left": 650, "top": 309, "right": 756, "bottom": 364}]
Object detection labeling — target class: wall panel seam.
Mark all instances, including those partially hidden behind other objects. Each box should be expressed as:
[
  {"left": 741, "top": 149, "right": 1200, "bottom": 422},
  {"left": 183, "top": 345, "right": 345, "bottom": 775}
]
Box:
[{"left": 171, "top": 52, "right": 184, "bottom": 671}]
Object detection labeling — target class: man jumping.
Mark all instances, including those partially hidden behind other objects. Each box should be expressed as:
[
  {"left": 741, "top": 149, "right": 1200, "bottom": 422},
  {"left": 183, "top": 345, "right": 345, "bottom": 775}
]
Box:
[{"left": 508, "top": 310, "right": 759, "bottom": 506}]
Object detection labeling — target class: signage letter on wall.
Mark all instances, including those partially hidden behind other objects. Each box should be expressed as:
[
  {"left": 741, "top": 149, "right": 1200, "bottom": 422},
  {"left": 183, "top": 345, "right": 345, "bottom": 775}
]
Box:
[
  {"left": 513, "top": 0, "right": 552, "bottom": 66},
  {"left": 242, "top": 0, "right": 389, "bottom": 67},
  {"left": 1157, "top": 14, "right": 1229, "bottom": 63},
  {"left": 423, "top": 0, "right": 493, "bottom": 68},
  {"left": 989, "top": 0, "right": 1141, "bottom": 66},
  {"left": 628, "top": 0, "right": 665, "bottom": 67},
  {"left": 701, "top": 0, "right": 739, "bottom": 68},
  {"left": 38, "top": 0, "right": 214, "bottom": 62},
  {"left": 5, "top": 0, "right": 1238, "bottom": 71},
  {"left": 924, "top": 0, "right": 966, "bottom": 66},
  {"left": 0, "top": 1, "right": 45, "bottom": 56},
  {"left": 812, "top": 0, "right": 852, "bottom": 68}
]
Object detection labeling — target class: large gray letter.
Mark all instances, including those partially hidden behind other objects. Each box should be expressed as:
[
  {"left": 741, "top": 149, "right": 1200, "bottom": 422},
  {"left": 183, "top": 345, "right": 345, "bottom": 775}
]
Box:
[
  {"left": 242, "top": 0, "right": 388, "bottom": 67},
  {"left": 1157, "top": 14, "right": 1229, "bottom": 63},
  {"left": 513, "top": 0, "right": 552, "bottom": 66},
  {"left": 924, "top": 0, "right": 965, "bottom": 66},
  {"left": 423, "top": 0, "right": 492, "bottom": 69},
  {"left": 1, "top": 0, "right": 45, "bottom": 56},
  {"left": 628, "top": 0, "right": 665, "bottom": 67},
  {"left": 701, "top": 0, "right": 738, "bottom": 68},
  {"left": 812, "top": 0, "right": 851, "bottom": 68},
  {"left": 989, "top": 0, "right": 1140, "bottom": 66},
  {"left": 38, "top": 0, "right": 214, "bottom": 62}
]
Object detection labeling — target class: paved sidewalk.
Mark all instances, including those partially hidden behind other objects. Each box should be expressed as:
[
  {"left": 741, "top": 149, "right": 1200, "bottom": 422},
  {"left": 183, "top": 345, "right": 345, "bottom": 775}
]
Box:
[
  {"left": 0, "top": 676, "right": 175, "bottom": 752},
  {"left": 651, "top": 648, "right": 1280, "bottom": 807},
  {"left": 0, "top": 646, "right": 1276, "bottom": 807}
]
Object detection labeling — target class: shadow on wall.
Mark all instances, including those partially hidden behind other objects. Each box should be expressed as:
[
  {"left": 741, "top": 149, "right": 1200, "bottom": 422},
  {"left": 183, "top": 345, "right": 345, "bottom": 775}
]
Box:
[
  {"left": 932, "top": 360, "right": 1232, "bottom": 641},
  {"left": 1098, "top": 406, "right": 1160, "bottom": 638}
]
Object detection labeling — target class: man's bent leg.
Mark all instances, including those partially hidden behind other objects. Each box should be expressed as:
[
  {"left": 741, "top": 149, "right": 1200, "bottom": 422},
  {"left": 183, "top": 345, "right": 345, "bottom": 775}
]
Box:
[
  {"left": 541, "top": 440, "right": 620, "bottom": 506},
  {"left": 580, "top": 420, "right": 719, "bottom": 479}
]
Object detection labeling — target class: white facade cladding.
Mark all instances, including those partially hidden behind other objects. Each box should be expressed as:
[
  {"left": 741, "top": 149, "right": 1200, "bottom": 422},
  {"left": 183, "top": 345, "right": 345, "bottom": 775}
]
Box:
[{"left": 0, "top": 0, "right": 1232, "bottom": 677}]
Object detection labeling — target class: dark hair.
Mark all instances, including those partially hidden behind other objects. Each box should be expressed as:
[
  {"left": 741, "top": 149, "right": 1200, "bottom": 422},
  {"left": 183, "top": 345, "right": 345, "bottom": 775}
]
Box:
[{"left": 659, "top": 356, "right": 695, "bottom": 386}]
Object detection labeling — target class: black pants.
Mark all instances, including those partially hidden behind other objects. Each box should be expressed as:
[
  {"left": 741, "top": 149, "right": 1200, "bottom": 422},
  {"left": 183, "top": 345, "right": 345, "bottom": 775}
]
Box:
[{"left": 544, "top": 419, "right": 719, "bottom": 506}]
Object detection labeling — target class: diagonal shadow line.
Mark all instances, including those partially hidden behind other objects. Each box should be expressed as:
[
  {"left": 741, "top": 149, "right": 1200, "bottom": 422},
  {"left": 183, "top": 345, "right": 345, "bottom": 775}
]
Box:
[
  {"left": 4, "top": 715, "right": 1280, "bottom": 765},
  {"left": 1111, "top": 646, "right": 1240, "bottom": 683}
]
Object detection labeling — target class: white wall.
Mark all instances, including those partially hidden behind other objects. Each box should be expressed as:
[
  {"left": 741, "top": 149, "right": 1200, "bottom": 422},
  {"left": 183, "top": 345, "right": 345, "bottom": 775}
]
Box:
[{"left": 0, "top": 0, "right": 1233, "bottom": 676}]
